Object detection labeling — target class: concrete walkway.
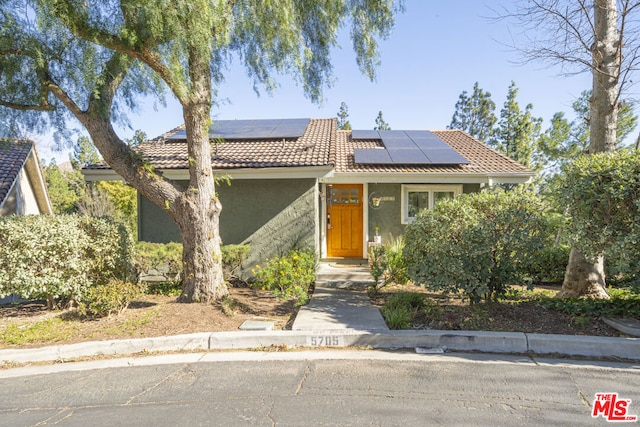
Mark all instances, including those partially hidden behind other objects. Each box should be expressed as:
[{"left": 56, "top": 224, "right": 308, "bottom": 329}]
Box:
[{"left": 292, "top": 262, "right": 389, "bottom": 331}]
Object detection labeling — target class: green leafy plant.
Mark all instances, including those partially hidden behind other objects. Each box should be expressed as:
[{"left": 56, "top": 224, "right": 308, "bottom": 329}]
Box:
[
  {"left": 134, "top": 242, "right": 183, "bottom": 281},
  {"left": 0, "top": 215, "right": 133, "bottom": 308},
  {"left": 221, "top": 244, "right": 251, "bottom": 280},
  {"left": 252, "top": 249, "right": 316, "bottom": 306},
  {"left": 78, "top": 279, "right": 145, "bottom": 318},
  {"left": 368, "top": 236, "right": 409, "bottom": 294},
  {"left": 404, "top": 192, "right": 553, "bottom": 304},
  {"left": 380, "top": 292, "right": 424, "bottom": 329},
  {"left": 559, "top": 150, "right": 640, "bottom": 265}
]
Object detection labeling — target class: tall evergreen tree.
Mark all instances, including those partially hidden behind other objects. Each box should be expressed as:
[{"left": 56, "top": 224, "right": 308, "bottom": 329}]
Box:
[
  {"left": 448, "top": 82, "right": 497, "bottom": 142},
  {"left": 337, "top": 102, "right": 352, "bottom": 130},
  {"left": 538, "top": 90, "right": 637, "bottom": 171},
  {"left": 70, "top": 136, "right": 100, "bottom": 170},
  {"left": 374, "top": 111, "right": 391, "bottom": 130},
  {"left": 491, "top": 82, "right": 542, "bottom": 169},
  {"left": 0, "top": 0, "right": 403, "bottom": 303}
]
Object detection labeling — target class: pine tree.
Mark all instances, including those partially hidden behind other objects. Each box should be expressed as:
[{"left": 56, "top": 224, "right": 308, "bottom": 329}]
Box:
[
  {"left": 491, "top": 82, "right": 542, "bottom": 169},
  {"left": 448, "top": 82, "right": 497, "bottom": 142},
  {"left": 374, "top": 111, "right": 390, "bottom": 130},
  {"left": 337, "top": 102, "right": 352, "bottom": 130}
]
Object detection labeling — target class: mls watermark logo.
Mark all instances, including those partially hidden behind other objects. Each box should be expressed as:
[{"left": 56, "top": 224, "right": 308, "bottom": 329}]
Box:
[{"left": 592, "top": 393, "right": 638, "bottom": 422}]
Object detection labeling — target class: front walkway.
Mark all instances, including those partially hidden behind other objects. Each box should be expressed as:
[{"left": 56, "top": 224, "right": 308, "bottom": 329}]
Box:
[{"left": 292, "top": 262, "right": 389, "bottom": 331}]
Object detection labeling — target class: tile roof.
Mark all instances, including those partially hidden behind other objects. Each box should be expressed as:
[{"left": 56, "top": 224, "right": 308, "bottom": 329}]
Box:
[
  {"left": 336, "top": 129, "right": 534, "bottom": 175},
  {"left": 0, "top": 139, "right": 33, "bottom": 206},
  {"left": 85, "top": 120, "right": 533, "bottom": 177},
  {"left": 87, "top": 118, "right": 336, "bottom": 170}
]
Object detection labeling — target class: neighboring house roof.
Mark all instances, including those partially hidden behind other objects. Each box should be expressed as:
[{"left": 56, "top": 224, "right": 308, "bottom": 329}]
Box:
[
  {"left": 83, "top": 118, "right": 534, "bottom": 184},
  {"left": 0, "top": 139, "right": 53, "bottom": 214}
]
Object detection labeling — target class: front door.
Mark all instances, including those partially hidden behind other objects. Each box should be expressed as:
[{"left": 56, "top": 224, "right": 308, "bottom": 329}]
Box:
[{"left": 326, "top": 184, "right": 363, "bottom": 258}]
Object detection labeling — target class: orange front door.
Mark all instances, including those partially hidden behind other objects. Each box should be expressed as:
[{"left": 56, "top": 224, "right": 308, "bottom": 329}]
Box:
[{"left": 327, "top": 184, "right": 363, "bottom": 258}]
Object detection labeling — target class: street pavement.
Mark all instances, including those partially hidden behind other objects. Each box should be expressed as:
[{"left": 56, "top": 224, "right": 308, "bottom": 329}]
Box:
[
  {"left": 0, "top": 262, "right": 639, "bottom": 368},
  {"left": 0, "top": 351, "right": 639, "bottom": 426}
]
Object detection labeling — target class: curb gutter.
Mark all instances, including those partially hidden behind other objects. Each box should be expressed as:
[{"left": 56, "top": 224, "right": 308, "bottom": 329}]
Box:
[{"left": 1, "top": 330, "right": 639, "bottom": 365}]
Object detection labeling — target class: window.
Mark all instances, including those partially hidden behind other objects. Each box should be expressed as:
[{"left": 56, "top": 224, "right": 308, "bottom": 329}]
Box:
[{"left": 401, "top": 184, "right": 462, "bottom": 223}]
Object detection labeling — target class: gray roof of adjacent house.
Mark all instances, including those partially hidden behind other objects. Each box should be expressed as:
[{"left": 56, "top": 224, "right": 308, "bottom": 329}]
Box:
[
  {"left": 0, "top": 139, "right": 52, "bottom": 215},
  {"left": 83, "top": 118, "right": 535, "bottom": 183}
]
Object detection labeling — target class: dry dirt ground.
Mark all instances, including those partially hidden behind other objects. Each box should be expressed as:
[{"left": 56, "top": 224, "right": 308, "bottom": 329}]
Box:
[
  {"left": 370, "top": 282, "right": 622, "bottom": 337},
  {"left": 0, "top": 282, "right": 626, "bottom": 350}
]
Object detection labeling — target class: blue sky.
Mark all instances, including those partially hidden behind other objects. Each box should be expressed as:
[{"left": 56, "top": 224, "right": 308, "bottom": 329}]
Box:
[{"left": 40, "top": 1, "right": 610, "bottom": 163}]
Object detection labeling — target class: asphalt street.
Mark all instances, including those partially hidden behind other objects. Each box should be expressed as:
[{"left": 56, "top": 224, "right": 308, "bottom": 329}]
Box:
[{"left": 1, "top": 351, "right": 639, "bottom": 426}]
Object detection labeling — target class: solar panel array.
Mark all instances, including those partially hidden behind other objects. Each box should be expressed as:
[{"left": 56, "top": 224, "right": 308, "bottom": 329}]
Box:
[
  {"left": 353, "top": 130, "right": 469, "bottom": 165},
  {"left": 166, "top": 118, "right": 310, "bottom": 140}
]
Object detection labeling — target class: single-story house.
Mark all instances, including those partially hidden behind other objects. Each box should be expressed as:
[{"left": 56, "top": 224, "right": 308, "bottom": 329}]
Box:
[
  {"left": 83, "top": 118, "right": 534, "bottom": 268},
  {"left": 0, "top": 139, "right": 52, "bottom": 216}
]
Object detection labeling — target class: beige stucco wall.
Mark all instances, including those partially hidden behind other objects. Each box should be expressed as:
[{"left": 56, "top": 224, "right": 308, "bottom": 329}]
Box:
[{"left": 0, "top": 169, "right": 41, "bottom": 216}]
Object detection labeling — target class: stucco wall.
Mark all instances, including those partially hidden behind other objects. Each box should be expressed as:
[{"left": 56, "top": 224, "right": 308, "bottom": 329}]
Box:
[
  {"left": 0, "top": 169, "right": 40, "bottom": 216},
  {"left": 138, "top": 178, "right": 318, "bottom": 275},
  {"left": 366, "top": 182, "right": 481, "bottom": 244}
]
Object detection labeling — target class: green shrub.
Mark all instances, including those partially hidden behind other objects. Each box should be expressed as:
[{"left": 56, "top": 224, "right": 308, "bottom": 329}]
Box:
[
  {"left": 146, "top": 281, "right": 182, "bottom": 296},
  {"left": 524, "top": 245, "right": 570, "bottom": 284},
  {"left": 404, "top": 192, "right": 552, "bottom": 304},
  {"left": 134, "top": 242, "right": 183, "bottom": 280},
  {"left": 221, "top": 244, "right": 251, "bottom": 279},
  {"left": 384, "top": 292, "right": 425, "bottom": 311},
  {"left": 79, "top": 279, "right": 145, "bottom": 318},
  {"left": 381, "top": 305, "right": 413, "bottom": 330},
  {"left": 369, "top": 236, "right": 409, "bottom": 294},
  {"left": 380, "top": 292, "right": 425, "bottom": 330},
  {"left": 252, "top": 249, "right": 316, "bottom": 306},
  {"left": 559, "top": 150, "right": 640, "bottom": 264},
  {"left": 0, "top": 215, "right": 133, "bottom": 308},
  {"left": 535, "top": 287, "right": 640, "bottom": 319},
  {"left": 134, "top": 242, "right": 251, "bottom": 282}
]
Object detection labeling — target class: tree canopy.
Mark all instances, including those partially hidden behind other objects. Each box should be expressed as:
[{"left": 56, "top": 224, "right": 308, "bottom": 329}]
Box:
[
  {"left": 448, "top": 82, "right": 497, "bottom": 142},
  {"left": 0, "top": 0, "right": 404, "bottom": 302}
]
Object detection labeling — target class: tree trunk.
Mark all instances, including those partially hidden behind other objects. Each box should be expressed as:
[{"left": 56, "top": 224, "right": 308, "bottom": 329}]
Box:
[
  {"left": 589, "top": 0, "right": 619, "bottom": 154},
  {"left": 74, "top": 52, "right": 228, "bottom": 303},
  {"left": 174, "top": 47, "right": 228, "bottom": 302},
  {"left": 174, "top": 100, "right": 227, "bottom": 302},
  {"left": 557, "top": 249, "right": 609, "bottom": 299},
  {"left": 559, "top": 0, "right": 619, "bottom": 299}
]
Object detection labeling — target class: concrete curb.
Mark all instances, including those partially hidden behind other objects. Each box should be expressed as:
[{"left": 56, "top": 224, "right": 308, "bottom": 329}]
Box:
[{"left": 1, "top": 330, "right": 639, "bottom": 365}]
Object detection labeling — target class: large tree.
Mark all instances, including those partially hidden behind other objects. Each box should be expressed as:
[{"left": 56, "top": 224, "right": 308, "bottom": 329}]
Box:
[
  {"left": 490, "top": 81, "right": 542, "bottom": 169},
  {"left": 505, "top": 0, "right": 640, "bottom": 298},
  {"left": 448, "top": 82, "right": 497, "bottom": 142},
  {"left": 0, "top": 0, "right": 403, "bottom": 303},
  {"left": 538, "top": 90, "right": 637, "bottom": 171}
]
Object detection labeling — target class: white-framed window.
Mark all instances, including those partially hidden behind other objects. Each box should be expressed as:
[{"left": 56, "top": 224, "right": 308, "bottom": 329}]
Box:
[{"left": 401, "top": 184, "right": 462, "bottom": 224}]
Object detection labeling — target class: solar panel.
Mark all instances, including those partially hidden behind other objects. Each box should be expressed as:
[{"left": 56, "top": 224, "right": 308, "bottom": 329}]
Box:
[
  {"left": 379, "top": 135, "right": 416, "bottom": 149},
  {"left": 423, "top": 148, "right": 470, "bottom": 164},
  {"left": 166, "top": 118, "right": 310, "bottom": 140},
  {"left": 406, "top": 131, "right": 450, "bottom": 149},
  {"left": 353, "top": 129, "right": 470, "bottom": 165},
  {"left": 354, "top": 148, "right": 392, "bottom": 164},
  {"left": 351, "top": 130, "right": 380, "bottom": 140},
  {"left": 387, "top": 148, "right": 429, "bottom": 164}
]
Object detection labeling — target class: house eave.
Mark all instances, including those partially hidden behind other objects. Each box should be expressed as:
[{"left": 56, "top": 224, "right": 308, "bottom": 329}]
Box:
[
  {"left": 82, "top": 165, "right": 334, "bottom": 182},
  {"left": 320, "top": 171, "right": 535, "bottom": 185}
]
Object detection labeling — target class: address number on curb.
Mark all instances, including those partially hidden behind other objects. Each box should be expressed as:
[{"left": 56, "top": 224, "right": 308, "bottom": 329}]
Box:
[{"left": 307, "top": 335, "right": 344, "bottom": 346}]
